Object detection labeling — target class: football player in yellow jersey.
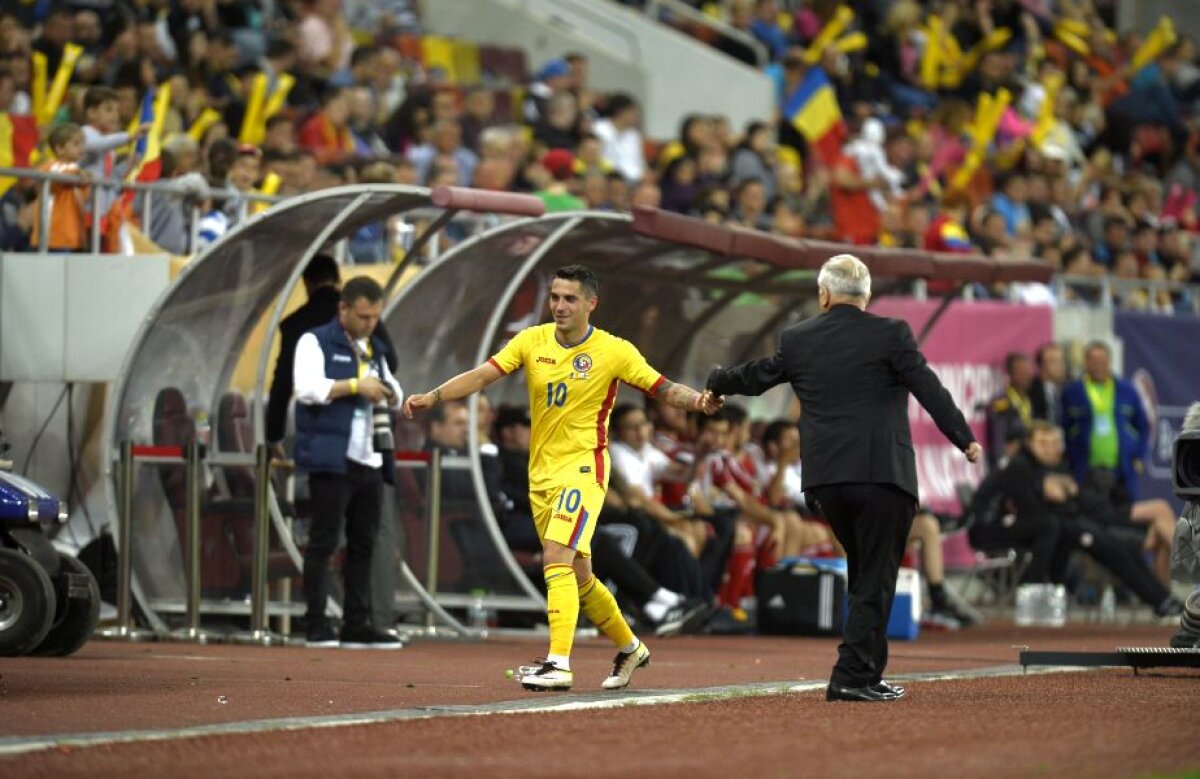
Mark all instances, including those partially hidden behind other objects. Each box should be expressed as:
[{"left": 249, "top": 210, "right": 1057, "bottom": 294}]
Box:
[{"left": 405, "top": 265, "right": 720, "bottom": 691}]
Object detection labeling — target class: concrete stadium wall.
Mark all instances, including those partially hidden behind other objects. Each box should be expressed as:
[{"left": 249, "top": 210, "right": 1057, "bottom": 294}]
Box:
[{"left": 423, "top": 0, "right": 775, "bottom": 140}]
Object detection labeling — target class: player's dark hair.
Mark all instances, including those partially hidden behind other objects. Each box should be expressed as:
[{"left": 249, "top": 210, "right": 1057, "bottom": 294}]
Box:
[
  {"left": 341, "top": 276, "right": 384, "bottom": 306},
  {"left": 555, "top": 264, "right": 599, "bottom": 298}
]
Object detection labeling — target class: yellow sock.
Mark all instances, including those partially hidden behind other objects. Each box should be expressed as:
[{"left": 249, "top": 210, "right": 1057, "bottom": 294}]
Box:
[
  {"left": 544, "top": 564, "right": 579, "bottom": 659},
  {"left": 578, "top": 575, "right": 636, "bottom": 650}
]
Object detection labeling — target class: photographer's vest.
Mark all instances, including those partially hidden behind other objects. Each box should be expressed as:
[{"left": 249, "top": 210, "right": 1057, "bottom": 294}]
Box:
[{"left": 294, "top": 318, "right": 395, "bottom": 484}]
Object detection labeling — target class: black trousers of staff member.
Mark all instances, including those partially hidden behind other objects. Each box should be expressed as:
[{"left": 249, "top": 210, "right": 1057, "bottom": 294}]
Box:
[
  {"left": 810, "top": 482, "right": 916, "bottom": 689},
  {"left": 304, "top": 463, "right": 383, "bottom": 629}
]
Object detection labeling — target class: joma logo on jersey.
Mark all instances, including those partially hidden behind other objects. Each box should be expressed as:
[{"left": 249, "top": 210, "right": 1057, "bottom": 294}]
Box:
[
  {"left": 553, "top": 513, "right": 573, "bottom": 522},
  {"left": 536, "top": 356, "right": 557, "bottom": 365}
]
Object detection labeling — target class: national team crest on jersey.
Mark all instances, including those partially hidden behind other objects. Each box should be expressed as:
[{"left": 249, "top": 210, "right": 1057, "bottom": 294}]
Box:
[{"left": 571, "top": 354, "right": 593, "bottom": 379}]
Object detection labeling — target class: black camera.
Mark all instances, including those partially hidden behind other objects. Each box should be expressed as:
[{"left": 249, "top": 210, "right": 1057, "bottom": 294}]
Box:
[
  {"left": 1174, "top": 430, "right": 1200, "bottom": 499},
  {"left": 372, "top": 402, "right": 395, "bottom": 454}
]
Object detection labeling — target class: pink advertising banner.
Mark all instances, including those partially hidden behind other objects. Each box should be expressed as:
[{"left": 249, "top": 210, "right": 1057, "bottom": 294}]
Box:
[{"left": 868, "top": 299, "right": 1053, "bottom": 513}]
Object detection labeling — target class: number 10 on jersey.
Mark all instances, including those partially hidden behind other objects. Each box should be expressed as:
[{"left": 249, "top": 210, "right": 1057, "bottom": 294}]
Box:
[{"left": 546, "top": 382, "right": 567, "bottom": 408}]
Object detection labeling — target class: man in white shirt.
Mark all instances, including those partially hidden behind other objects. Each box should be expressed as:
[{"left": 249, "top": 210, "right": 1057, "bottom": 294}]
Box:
[
  {"left": 293, "top": 276, "right": 403, "bottom": 649},
  {"left": 592, "top": 93, "right": 645, "bottom": 184}
]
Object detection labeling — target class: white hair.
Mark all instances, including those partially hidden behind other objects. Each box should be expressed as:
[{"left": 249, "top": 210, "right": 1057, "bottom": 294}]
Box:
[{"left": 817, "top": 253, "right": 871, "bottom": 299}]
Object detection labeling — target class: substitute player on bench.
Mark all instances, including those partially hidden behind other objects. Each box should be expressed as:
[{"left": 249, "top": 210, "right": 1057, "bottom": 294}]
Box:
[{"left": 404, "top": 264, "right": 720, "bottom": 691}]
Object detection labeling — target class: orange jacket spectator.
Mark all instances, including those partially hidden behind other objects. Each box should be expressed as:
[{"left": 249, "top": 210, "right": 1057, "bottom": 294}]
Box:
[
  {"left": 31, "top": 160, "right": 90, "bottom": 252},
  {"left": 298, "top": 89, "right": 355, "bottom": 164}
]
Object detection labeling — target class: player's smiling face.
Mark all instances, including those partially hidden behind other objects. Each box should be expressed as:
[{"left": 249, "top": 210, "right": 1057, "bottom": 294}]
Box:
[{"left": 548, "top": 278, "right": 597, "bottom": 341}]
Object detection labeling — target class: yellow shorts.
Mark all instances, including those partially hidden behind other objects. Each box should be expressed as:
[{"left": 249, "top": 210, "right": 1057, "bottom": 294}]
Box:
[{"left": 529, "top": 480, "right": 607, "bottom": 557}]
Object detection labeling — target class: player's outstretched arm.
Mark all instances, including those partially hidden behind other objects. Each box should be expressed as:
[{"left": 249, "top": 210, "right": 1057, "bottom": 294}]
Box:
[
  {"left": 403, "top": 362, "right": 503, "bottom": 418},
  {"left": 656, "top": 380, "right": 722, "bottom": 415}
]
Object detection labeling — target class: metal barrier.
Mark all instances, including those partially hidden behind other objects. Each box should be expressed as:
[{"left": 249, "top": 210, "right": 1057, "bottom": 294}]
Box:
[
  {"left": 0, "top": 166, "right": 512, "bottom": 258},
  {"left": 231, "top": 444, "right": 285, "bottom": 645},
  {"left": 166, "top": 440, "right": 219, "bottom": 644},
  {"left": 96, "top": 441, "right": 170, "bottom": 641},
  {"left": 1051, "top": 273, "right": 1200, "bottom": 314}
]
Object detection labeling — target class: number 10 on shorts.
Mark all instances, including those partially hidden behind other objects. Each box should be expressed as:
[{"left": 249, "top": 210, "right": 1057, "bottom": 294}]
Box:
[{"left": 556, "top": 488, "right": 582, "bottom": 513}]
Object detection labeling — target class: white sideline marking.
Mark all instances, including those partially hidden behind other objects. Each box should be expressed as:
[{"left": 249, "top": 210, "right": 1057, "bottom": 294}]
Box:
[{"left": 0, "top": 664, "right": 1081, "bottom": 759}]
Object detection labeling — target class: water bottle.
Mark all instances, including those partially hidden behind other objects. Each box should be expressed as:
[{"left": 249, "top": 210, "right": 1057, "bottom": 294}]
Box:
[
  {"left": 1099, "top": 585, "right": 1117, "bottom": 624},
  {"left": 1015, "top": 583, "right": 1038, "bottom": 626},
  {"left": 1044, "top": 584, "right": 1067, "bottom": 628},
  {"left": 467, "top": 589, "right": 488, "bottom": 632}
]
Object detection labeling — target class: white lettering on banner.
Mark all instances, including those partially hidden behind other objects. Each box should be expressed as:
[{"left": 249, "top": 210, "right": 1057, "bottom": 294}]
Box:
[
  {"left": 908, "top": 363, "right": 1005, "bottom": 426},
  {"left": 915, "top": 444, "right": 985, "bottom": 507}
]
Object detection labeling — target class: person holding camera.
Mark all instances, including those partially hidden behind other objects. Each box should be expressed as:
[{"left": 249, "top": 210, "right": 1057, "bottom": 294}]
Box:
[{"left": 293, "top": 276, "right": 403, "bottom": 649}]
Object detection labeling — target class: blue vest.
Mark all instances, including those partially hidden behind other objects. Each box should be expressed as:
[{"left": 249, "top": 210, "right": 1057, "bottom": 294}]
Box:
[{"left": 294, "top": 318, "right": 395, "bottom": 483}]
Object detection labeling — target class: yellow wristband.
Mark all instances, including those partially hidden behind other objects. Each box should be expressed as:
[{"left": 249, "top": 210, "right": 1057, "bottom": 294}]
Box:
[{"left": 349, "top": 378, "right": 358, "bottom": 395}]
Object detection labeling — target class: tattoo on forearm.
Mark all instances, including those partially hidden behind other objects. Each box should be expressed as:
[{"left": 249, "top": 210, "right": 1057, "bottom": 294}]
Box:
[{"left": 659, "top": 381, "right": 699, "bottom": 411}]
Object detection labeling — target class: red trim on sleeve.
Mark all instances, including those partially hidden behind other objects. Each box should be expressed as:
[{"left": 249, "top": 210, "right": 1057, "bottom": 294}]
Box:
[
  {"left": 593, "top": 378, "right": 619, "bottom": 484},
  {"left": 640, "top": 375, "right": 667, "bottom": 398},
  {"left": 487, "top": 357, "right": 507, "bottom": 375}
]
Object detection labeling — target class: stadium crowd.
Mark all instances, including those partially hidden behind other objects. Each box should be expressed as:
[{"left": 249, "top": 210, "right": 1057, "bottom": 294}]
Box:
[
  {"left": 0, "top": 1, "right": 1192, "bottom": 635},
  {"left": 0, "top": 0, "right": 1198, "bottom": 312}
]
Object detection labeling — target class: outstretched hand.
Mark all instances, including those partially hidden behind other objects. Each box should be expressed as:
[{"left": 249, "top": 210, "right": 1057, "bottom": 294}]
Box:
[
  {"left": 964, "top": 442, "right": 983, "bottom": 464},
  {"left": 402, "top": 392, "right": 437, "bottom": 419},
  {"left": 696, "top": 390, "right": 723, "bottom": 415}
]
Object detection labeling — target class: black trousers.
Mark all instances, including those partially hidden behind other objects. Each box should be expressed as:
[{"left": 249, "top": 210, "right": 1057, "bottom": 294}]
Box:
[
  {"left": 1052, "top": 515, "right": 1169, "bottom": 608},
  {"left": 305, "top": 463, "right": 383, "bottom": 629},
  {"left": 699, "top": 508, "right": 737, "bottom": 595},
  {"left": 810, "top": 483, "right": 916, "bottom": 688},
  {"left": 969, "top": 512, "right": 1062, "bottom": 584}
]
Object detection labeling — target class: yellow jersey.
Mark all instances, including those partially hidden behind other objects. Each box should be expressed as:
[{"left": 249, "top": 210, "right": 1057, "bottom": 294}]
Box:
[{"left": 488, "top": 323, "right": 664, "bottom": 490}]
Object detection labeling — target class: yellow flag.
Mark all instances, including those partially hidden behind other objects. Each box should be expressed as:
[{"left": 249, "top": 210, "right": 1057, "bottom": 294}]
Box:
[
  {"left": 239, "top": 73, "right": 269, "bottom": 145},
  {"left": 31, "top": 52, "right": 48, "bottom": 127},
  {"left": 803, "top": 5, "right": 855, "bottom": 65},
  {"left": 188, "top": 108, "right": 222, "bottom": 143},
  {"left": 1130, "top": 16, "right": 1177, "bottom": 73},
  {"left": 41, "top": 43, "right": 83, "bottom": 125}
]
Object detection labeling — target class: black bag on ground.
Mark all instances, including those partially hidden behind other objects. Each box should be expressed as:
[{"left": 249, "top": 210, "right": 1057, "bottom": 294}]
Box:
[{"left": 756, "top": 562, "right": 845, "bottom": 636}]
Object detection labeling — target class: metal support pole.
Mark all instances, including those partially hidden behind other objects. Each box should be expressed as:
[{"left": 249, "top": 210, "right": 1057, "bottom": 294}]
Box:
[
  {"left": 169, "top": 440, "right": 219, "bottom": 643},
  {"left": 37, "top": 179, "right": 51, "bottom": 253},
  {"left": 232, "top": 444, "right": 281, "bottom": 644},
  {"left": 141, "top": 189, "right": 153, "bottom": 234},
  {"left": 89, "top": 184, "right": 103, "bottom": 254},
  {"left": 98, "top": 441, "right": 153, "bottom": 640},
  {"left": 424, "top": 448, "right": 443, "bottom": 631}
]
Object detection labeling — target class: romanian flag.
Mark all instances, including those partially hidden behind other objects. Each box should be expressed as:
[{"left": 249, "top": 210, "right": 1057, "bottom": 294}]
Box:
[
  {"left": 782, "top": 67, "right": 847, "bottom": 166},
  {"left": 0, "top": 113, "right": 39, "bottom": 196},
  {"left": 127, "top": 83, "right": 172, "bottom": 187}
]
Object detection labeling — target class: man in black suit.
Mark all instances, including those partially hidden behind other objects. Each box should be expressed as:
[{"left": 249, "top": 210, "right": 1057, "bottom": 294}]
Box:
[
  {"left": 707, "top": 254, "right": 982, "bottom": 703},
  {"left": 1028, "top": 341, "right": 1067, "bottom": 426},
  {"left": 266, "top": 254, "right": 397, "bottom": 449}
]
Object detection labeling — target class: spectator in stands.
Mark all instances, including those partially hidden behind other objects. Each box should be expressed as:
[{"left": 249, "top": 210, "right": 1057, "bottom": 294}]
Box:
[
  {"left": 730, "top": 178, "right": 770, "bottom": 231},
  {"left": 296, "top": 0, "right": 353, "bottom": 77},
  {"left": 830, "top": 143, "right": 883, "bottom": 245},
  {"left": 715, "top": 0, "right": 761, "bottom": 67},
  {"left": 749, "top": 0, "right": 788, "bottom": 62},
  {"left": 986, "top": 352, "right": 1035, "bottom": 468},
  {"left": 31, "top": 123, "right": 90, "bottom": 252},
  {"left": 1093, "top": 216, "right": 1131, "bottom": 269},
  {"left": 141, "top": 143, "right": 208, "bottom": 255},
  {"left": 1030, "top": 342, "right": 1068, "bottom": 427},
  {"left": 407, "top": 119, "right": 478, "bottom": 187},
  {"left": 534, "top": 90, "right": 581, "bottom": 151},
  {"left": 592, "top": 93, "right": 645, "bottom": 184},
  {"left": 298, "top": 86, "right": 355, "bottom": 164},
  {"left": 523, "top": 58, "right": 573, "bottom": 126},
  {"left": 293, "top": 276, "right": 403, "bottom": 648},
  {"left": 534, "top": 149, "right": 585, "bottom": 213},
  {"left": 459, "top": 87, "right": 495, "bottom": 153},
  {"left": 80, "top": 86, "right": 146, "bottom": 234},
  {"left": 989, "top": 173, "right": 1032, "bottom": 240},
  {"left": 728, "top": 120, "right": 776, "bottom": 201},
  {"left": 659, "top": 156, "right": 701, "bottom": 214}
]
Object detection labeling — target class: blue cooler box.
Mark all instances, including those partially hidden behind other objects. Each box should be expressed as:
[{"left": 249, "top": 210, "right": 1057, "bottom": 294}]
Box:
[{"left": 839, "top": 567, "right": 922, "bottom": 641}]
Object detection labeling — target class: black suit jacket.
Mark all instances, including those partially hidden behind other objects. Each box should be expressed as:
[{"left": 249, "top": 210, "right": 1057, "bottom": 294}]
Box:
[
  {"left": 707, "top": 304, "right": 975, "bottom": 500},
  {"left": 266, "top": 285, "right": 398, "bottom": 443},
  {"left": 1028, "top": 377, "right": 1060, "bottom": 425}
]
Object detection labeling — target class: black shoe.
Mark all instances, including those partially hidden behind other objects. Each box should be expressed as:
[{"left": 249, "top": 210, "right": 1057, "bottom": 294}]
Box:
[
  {"left": 339, "top": 624, "right": 404, "bottom": 650},
  {"left": 654, "top": 601, "right": 712, "bottom": 637},
  {"left": 826, "top": 682, "right": 902, "bottom": 702},
  {"left": 305, "top": 623, "right": 339, "bottom": 648},
  {"left": 871, "top": 680, "right": 906, "bottom": 699},
  {"left": 1155, "top": 597, "right": 1185, "bottom": 619}
]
